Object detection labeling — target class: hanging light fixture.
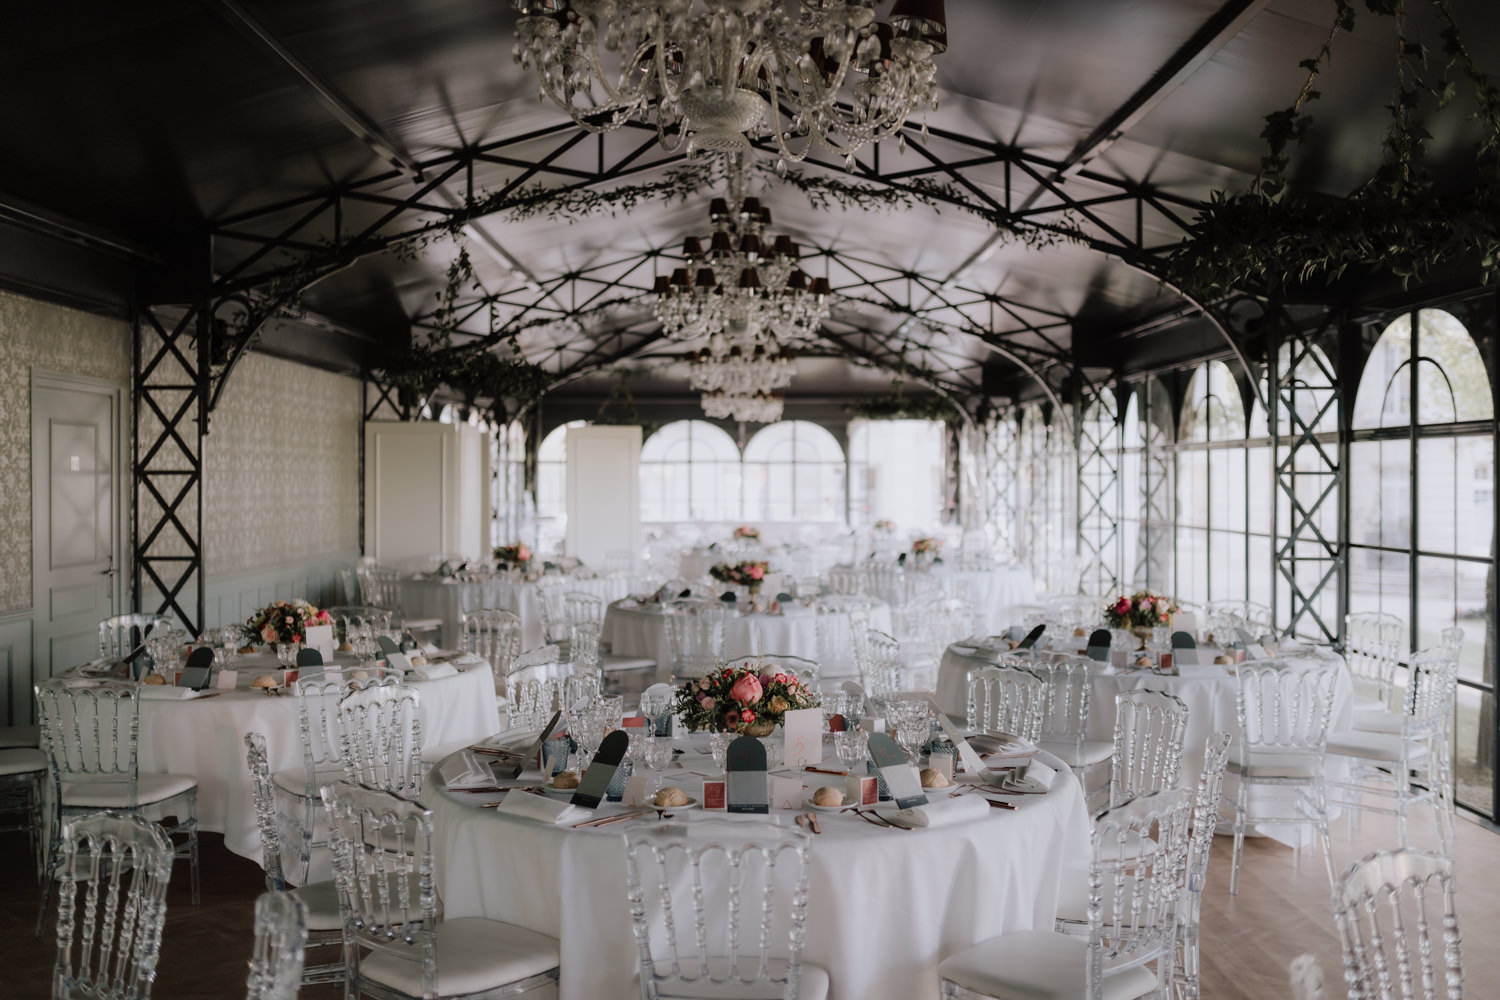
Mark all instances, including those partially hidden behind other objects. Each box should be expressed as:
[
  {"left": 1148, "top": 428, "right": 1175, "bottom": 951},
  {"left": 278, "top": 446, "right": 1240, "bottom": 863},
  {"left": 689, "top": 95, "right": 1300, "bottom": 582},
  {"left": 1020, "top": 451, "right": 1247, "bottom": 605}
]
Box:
[{"left": 511, "top": 0, "right": 947, "bottom": 163}]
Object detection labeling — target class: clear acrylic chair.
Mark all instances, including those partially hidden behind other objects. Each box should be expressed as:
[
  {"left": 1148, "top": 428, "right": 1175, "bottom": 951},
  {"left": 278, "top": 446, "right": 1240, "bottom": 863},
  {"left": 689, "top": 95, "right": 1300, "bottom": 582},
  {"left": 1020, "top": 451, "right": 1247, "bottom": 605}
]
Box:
[
  {"left": 506, "top": 644, "right": 574, "bottom": 730},
  {"left": 1176, "top": 731, "right": 1233, "bottom": 1000},
  {"left": 1288, "top": 954, "right": 1328, "bottom": 1000},
  {"left": 624, "top": 820, "right": 828, "bottom": 1000},
  {"left": 244, "top": 732, "right": 344, "bottom": 986},
  {"left": 1110, "top": 688, "right": 1189, "bottom": 809},
  {"left": 35, "top": 678, "right": 200, "bottom": 937},
  {"left": 245, "top": 891, "right": 308, "bottom": 1000},
  {"left": 564, "top": 589, "right": 607, "bottom": 627},
  {"left": 321, "top": 782, "right": 560, "bottom": 1000},
  {"left": 966, "top": 665, "right": 1047, "bottom": 743},
  {"left": 826, "top": 566, "right": 862, "bottom": 595},
  {"left": 535, "top": 576, "right": 572, "bottom": 647},
  {"left": 52, "top": 811, "right": 173, "bottom": 1000},
  {"left": 668, "top": 606, "right": 725, "bottom": 681},
  {"left": 860, "top": 628, "right": 906, "bottom": 703},
  {"left": 337, "top": 681, "right": 424, "bottom": 798},
  {"left": 1228, "top": 659, "right": 1341, "bottom": 894},
  {"left": 812, "top": 598, "right": 870, "bottom": 680},
  {"left": 570, "top": 621, "right": 603, "bottom": 673},
  {"left": 1036, "top": 656, "right": 1110, "bottom": 772},
  {"left": 1333, "top": 849, "right": 1462, "bottom": 1000},
  {"left": 1204, "top": 600, "right": 1274, "bottom": 642},
  {"left": 1327, "top": 646, "right": 1459, "bottom": 852},
  {"left": 0, "top": 745, "right": 47, "bottom": 879},
  {"left": 461, "top": 608, "right": 523, "bottom": 689},
  {"left": 1343, "top": 611, "right": 1405, "bottom": 714},
  {"left": 939, "top": 789, "right": 1193, "bottom": 1000},
  {"left": 97, "top": 612, "right": 177, "bottom": 661}
]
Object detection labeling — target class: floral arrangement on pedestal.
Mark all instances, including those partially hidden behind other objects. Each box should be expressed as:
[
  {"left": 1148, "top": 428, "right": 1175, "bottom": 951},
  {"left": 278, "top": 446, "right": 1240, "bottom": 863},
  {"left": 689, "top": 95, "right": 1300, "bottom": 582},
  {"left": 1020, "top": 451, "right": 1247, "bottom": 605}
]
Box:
[
  {"left": 674, "top": 663, "right": 820, "bottom": 736},
  {"left": 732, "top": 525, "right": 761, "bottom": 541},
  {"left": 246, "top": 599, "right": 331, "bottom": 646},
  {"left": 709, "top": 560, "right": 769, "bottom": 592},
  {"left": 494, "top": 542, "right": 532, "bottom": 569},
  {"left": 1103, "top": 592, "right": 1180, "bottom": 630}
]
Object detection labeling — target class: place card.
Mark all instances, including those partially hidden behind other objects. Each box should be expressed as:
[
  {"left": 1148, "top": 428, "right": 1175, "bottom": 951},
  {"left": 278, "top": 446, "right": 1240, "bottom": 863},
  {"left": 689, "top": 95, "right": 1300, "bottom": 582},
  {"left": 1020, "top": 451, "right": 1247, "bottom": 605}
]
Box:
[
  {"left": 280, "top": 668, "right": 299, "bottom": 687},
  {"left": 782, "top": 707, "right": 821, "bottom": 768},
  {"left": 622, "top": 715, "right": 646, "bottom": 728},
  {"left": 216, "top": 669, "right": 238, "bottom": 691},
  {"left": 1237, "top": 627, "right": 1268, "bottom": 659},
  {"left": 386, "top": 652, "right": 413, "bottom": 673},
  {"left": 725, "top": 734, "right": 769, "bottom": 814},
  {"left": 930, "top": 702, "right": 986, "bottom": 774},
  {"left": 702, "top": 779, "right": 726, "bottom": 809},
  {"left": 1016, "top": 624, "right": 1046, "bottom": 650},
  {"left": 929, "top": 752, "right": 954, "bottom": 783},
  {"left": 304, "top": 624, "right": 335, "bottom": 663},
  {"left": 504, "top": 710, "right": 563, "bottom": 779},
  {"left": 770, "top": 776, "right": 803, "bottom": 810},
  {"left": 846, "top": 773, "right": 878, "bottom": 806},
  {"left": 1171, "top": 630, "right": 1199, "bottom": 666},
  {"left": 1086, "top": 629, "right": 1111, "bottom": 662},
  {"left": 1173, "top": 612, "right": 1198, "bottom": 640},
  {"left": 867, "top": 732, "right": 928, "bottom": 810},
  {"left": 827, "top": 713, "right": 846, "bottom": 733},
  {"left": 376, "top": 635, "right": 400, "bottom": 657},
  {"left": 571, "top": 730, "right": 629, "bottom": 810},
  {"left": 622, "top": 773, "right": 651, "bottom": 807}
]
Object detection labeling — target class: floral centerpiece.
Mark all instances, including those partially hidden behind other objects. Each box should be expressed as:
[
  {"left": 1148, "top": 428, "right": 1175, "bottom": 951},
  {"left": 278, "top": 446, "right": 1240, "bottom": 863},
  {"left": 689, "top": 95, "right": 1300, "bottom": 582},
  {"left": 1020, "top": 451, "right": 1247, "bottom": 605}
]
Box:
[
  {"left": 733, "top": 525, "right": 761, "bottom": 541},
  {"left": 246, "top": 599, "right": 331, "bottom": 647},
  {"left": 709, "top": 560, "right": 769, "bottom": 593},
  {"left": 494, "top": 542, "right": 532, "bottom": 569},
  {"left": 873, "top": 519, "right": 896, "bottom": 534},
  {"left": 675, "top": 663, "right": 820, "bottom": 736},
  {"left": 911, "top": 537, "right": 942, "bottom": 555},
  {"left": 1103, "top": 592, "right": 1180, "bottom": 630}
]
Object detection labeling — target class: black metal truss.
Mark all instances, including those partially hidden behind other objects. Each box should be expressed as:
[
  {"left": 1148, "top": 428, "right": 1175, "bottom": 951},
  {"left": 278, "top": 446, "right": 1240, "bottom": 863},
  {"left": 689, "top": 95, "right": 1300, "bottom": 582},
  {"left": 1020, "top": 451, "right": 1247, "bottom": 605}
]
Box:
[{"left": 1076, "top": 382, "right": 1123, "bottom": 595}]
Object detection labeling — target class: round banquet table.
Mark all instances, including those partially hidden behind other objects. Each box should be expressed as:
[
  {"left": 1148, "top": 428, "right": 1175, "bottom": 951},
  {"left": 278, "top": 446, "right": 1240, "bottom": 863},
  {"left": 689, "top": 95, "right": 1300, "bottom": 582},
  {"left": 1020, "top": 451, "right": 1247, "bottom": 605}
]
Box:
[
  {"left": 133, "top": 651, "right": 499, "bottom": 871},
  {"left": 602, "top": 601, "right": 894, "bottom": 679},
  {"left": 399, "top": 575, "right": 622, "bottom": 650},
  {"left": 935, "top": 564, "right": 1037, "bottom": 635},
  {"left": 429, "top": 736, "right": 1091, "bottom": 1000}
]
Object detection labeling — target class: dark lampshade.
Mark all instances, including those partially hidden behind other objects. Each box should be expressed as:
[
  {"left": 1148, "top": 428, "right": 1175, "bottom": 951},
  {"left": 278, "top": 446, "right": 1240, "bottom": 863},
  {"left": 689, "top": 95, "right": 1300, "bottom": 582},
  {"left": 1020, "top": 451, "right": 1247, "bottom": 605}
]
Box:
[
  {"left": 694, "top": 268, "right": 718, "bottom": 289},
  {"left": 709, "top": 197, "right": 729, "bottom": 220},
  {"left": 652, "top": 275, "right": 672, "bottom": 295},
  {"left": 709, "top": 231, "right": 734, "bottom": 254},
  {"left": 742, "top": 196, "right": 761, "bottom": 217},
  {"left": 759, "top": 207, "right": 773, "bottom": 226},
  {"left": 810, "top": 276, "right": 832, "bottom": 297},
  {"left": 891, "top": 0, "right": 947, "bottom": 52},
  {"left": 683, "top": 236, "right": 704, "bottom": 257},
  {"left": 738, "top": 268, "right": 763, "bottom": 290},
  {"left": 669, "top": 268, "right": 690, "bottom": 287},
  {"left": 785, "top": 269, "right": 808, "bottom": 291},
  {"left": 739, "top": 233, "right": 762, "bottom": 257},
  {"left": 773, "top": 235, "right": 797, "bottom": 258}
]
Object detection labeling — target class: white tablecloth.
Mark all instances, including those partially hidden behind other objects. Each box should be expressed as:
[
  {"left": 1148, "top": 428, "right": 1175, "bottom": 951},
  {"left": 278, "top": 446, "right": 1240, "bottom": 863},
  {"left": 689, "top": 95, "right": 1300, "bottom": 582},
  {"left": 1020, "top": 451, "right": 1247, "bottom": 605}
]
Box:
[
  {"left": 430, "top": 740, "right": 1091, "bottom": 1000},
  {"left": 400, "top": 576, "right": 622, "bottom": 651},
  {"left": 134, "top": 652, "right": 499, "bottom": 868},
  {"left": 935, "top": 565, "right": 1036, "bottom": 635},
  {"left": 603, "top": 603, "right": 894, "bottom": 679}
]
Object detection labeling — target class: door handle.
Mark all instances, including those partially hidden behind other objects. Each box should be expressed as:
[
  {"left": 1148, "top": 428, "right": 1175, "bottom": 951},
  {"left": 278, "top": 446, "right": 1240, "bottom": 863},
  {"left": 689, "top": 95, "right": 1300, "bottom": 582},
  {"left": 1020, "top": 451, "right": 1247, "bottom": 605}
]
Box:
[{"left": 101, "top": 556, "right": 116, "bottom": 599}]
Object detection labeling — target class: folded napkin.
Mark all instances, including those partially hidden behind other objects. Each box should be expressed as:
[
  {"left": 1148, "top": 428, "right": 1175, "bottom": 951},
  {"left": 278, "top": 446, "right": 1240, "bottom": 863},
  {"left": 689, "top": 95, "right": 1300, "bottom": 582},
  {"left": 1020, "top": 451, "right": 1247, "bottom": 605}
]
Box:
[
  {"left": 422, "top": 642, "right": 440, "bottom": 654},
  {"left": 137, "top": 684, "right": 203, "bottom": 700},
  {"left": 409, "top": 662, "right": 458, "bottom": 681},
  {"left": 438, "top": 751, "right": 495, "bottom": 790},
  {"left": 882, "top": 794, "right": 989, "bottom": 829},
  {"left": 452, "top": 653, "right": 484, "bottom": 667},
  {"left": 494, "top": 789, "right": 592, "bottom": 825},
  {"left": 981, "top": 758, "right": 1059, "bottom": 791}
]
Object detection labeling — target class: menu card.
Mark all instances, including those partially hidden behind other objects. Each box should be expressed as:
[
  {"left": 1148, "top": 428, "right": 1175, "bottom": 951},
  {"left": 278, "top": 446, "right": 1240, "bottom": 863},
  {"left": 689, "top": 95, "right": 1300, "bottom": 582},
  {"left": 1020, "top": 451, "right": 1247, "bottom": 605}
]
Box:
[
  {"left": 782, "top": 708, "right": 821, "bottom": 767},
  {"left": 1016, "top": 624, "right": 1045, "bottom": 650},
  {"left": 571, "top": 730, "right": 629, "bottom": 810},
  {"left": 725, "top": 734, "right": 769, "bottom": 814},
  {"left": 1171, "top": 631, "right": 1199, "bottom": 666},
  {"left": 1085, "top": 629, "right": 1111, "bottom": 662},
  {"left": 867, "top": 732, "right": 927, "bottom": 809},
  {"left": 304, "top": 624, "right": 335, "bottom": 663}
]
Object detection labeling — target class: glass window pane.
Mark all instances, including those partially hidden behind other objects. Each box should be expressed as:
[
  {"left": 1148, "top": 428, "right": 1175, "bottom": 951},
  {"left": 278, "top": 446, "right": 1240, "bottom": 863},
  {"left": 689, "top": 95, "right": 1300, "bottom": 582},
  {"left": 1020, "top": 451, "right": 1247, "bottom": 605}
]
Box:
[
  {"left": 1418, "top": 307, "right": 1493, "bottom": 422},
  {"left": 1456, "top": 435, "right": 1494, "bottom": 559},
  {"left": 1454, "top": 686, "right": 1494, "bottom": 817},
  {"left": 1417, "top": 436, "right": 1459, "bottom": 555},
  {"left": 1178, "top": 452, "right": 1208, "bottom": 528}
]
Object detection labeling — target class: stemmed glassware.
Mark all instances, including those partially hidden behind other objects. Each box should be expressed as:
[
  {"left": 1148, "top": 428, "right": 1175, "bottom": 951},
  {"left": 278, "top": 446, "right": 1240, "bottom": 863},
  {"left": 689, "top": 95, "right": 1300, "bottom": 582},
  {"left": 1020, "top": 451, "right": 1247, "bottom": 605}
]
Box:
[
  {"left": 835, "top": 729, "right": 869, "bottom": 772},
  {"left": 639, "top": 690, "right": 672, "bottom": 737},
  {"left": 710, "top": 731, "right": 735, "bottom": 773},
  {"left": 887, "top": 700, "right": 929, "bottom": 766},
  {"left": 1148, "top": 625, "right": 1173, "bottom": 671},
  {"left": 641, "top": 736, "right": 673, "bottom": 795}
]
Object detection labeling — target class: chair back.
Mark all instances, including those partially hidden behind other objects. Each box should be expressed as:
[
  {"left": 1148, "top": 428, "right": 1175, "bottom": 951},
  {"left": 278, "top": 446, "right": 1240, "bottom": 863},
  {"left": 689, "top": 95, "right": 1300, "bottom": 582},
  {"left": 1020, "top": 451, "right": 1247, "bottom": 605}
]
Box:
[
  {"left": 861, "top": 629, "right": 904, "bottom": 701},
  {"left": 826, "top": 566, "right": 862, "bottom": 596},
  {"left": 1043, "top": 595, "right": 1102, "bottom": 630},
  {"left": 337, "top": 683, "right": 423, "bottom": 797},
  {"left": 1205, "top": 600, "right": 1274, "bottom": 640},
  {"left": 864, "top": 564, "right": 903, "bottom": 606},
  {"left": 1289, "top": 954, "right": 1329, "bottom": 1000},
  {"left": 1110, "top": 688, "right": 1189, "bottom": 806},
  {"left": 244, "top": 732, "right": 288, "bottom": 891},
  {"left": 324, "top": 606, "right": 394, "bottom": 639},
  {"left": 321, "top": 784, "right": 440, "bottom": 996},
  {"left": 358, "top": 566, "right": 402, "bottom": 616},
  {"left": 245, "top": 891, "right": 308, "bottom": 1000},
  {"left": 668, "top": 608, "right": 725, "bottom": 680},
  {"left": 535, "top": 578, "right": 571, "bottom": 645},
  {"left": 625, "top": 821, "right": 814, "bottom": 1000},
  {"left": 1438, "top": 627, "right": 1464, "bottom": 658},
  {"left": 1344, "top": 611, "right": 1404, "bottom": 710},
  {"left": 1333, "top": 849, "right": 1463, "bottom": 1000},
  {"left": 570, "top": 621, "right": 603, "bottom": 672},
  {"left": 966, "top": 664, "right": 1047, "bottom": 742},
  {"left": 1186, "top": 732, "right": 1232, "bottom": 896},
  {"left": 98, "top": 613, "right": 177, "bottom": 661},
  {"left": 1037, "top": 655, "right": 1094, "bottom": 748},
  {"left": 1087, "top": 790, "right": 1194, "bottom": 991},
  {"left": 1405, "top": 646, "right": 1459, "bottom": 736},
  {"left": 53, "top": 812, "right": 173, "bottom": 1000},
  {"left": 564, "top": 590, "right": 606, "bottom": 627},
  {"left": 293, "top": 676, "right": 361, "bottom": 781},
  {"left": 461, "top": 608, "right": 523, "bottom": 681},
  {"left": 812, "top": 599, "right": 869, "bottom": 678},
  {"left": 1234, "top": 660, "right": 1339, "bottom": 755},
  {"left": 36, "top": 679, "right": 142, "bottom": 805}
]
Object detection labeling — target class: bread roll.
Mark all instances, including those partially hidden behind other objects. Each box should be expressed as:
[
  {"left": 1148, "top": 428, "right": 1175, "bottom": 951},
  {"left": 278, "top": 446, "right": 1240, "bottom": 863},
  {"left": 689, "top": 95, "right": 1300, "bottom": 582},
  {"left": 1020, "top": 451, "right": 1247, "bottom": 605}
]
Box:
[
  {"left": 552, "top": 770, "right": 580, "bottom": 789},
  {"left": 919, "top": 767, "right": 952, "bottom": 789},
  {"left": 813, "top": 786, "right": 844, "bottom": 807},
  {"left": 338, "top": 641, "right": 354, "bottom": 652},
  {"left": 1213, "top": 654, "right": 1233, "bottom": 665},
  {"left": 410, "top": 655, "right": 428, "bottom": 667},
  {"left": 1073, "top": 626, "right": 1087, "bottom": 637},
  {"left": 238, "top": 645, "right": 257, "bottom": 655},
  {"left": 1135, "top": 655, "right": 1154, "bottom": 668},
  {"left": 142, "top": 674, "right": 167, "bottom": 686},
  {"left": 653, "top": 786, "right": 690, "bottom": 808}
]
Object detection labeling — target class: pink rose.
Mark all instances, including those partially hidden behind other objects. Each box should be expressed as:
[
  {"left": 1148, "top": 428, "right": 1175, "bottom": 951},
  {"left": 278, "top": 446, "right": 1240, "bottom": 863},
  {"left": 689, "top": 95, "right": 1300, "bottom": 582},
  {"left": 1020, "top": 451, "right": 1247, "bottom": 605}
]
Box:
[
  {"left": 1139, "top": 597, "right": 1154, "bottom": 613},
  {"left": 261, "top": 625, "right": 276, "bottom": 643},
  {"left": 774, "top": 673, "right": 788, "bottom": 685},
  {"left": 698, "top": 677, "right": 712, "bottom": 690},
  {"left": 701, "top": 697, "right": 715, "bottom": 712},
  {"left": 748, "top": 565, "right": 764, "bottom": 580},
  {"left": 1113, "top": 597, "right": 1131, "bottom": 616},
  {"left": 517, "top": 544, "right": 531, "bottom": 561},
  {"left": 730, "top": 674, "right": 763, "bottom": 705},
  {"left": 318, "top": 610, "right": 331, "bottom": 623}
]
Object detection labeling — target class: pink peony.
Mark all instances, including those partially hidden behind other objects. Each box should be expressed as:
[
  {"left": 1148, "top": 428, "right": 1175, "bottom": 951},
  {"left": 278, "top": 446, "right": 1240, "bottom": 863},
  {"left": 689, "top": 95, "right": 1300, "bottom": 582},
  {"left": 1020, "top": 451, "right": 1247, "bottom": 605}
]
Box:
[
  {"left": 730, "top": 673, "right": 763, "bottom": 705},
  {"left": 516, "top": 544, "right": 531, "bottom": 561},
  {"left": 748, "top": 564, "right": 765, "bottom": 580},
  {"left": 261, "top": 625, "right": 276, "bottom": 642},
  {"left": 317, "top": 610, "right": 331, "bottom": 623},
  {"left": 1113, "top": 597, "right": 1132, "bottom": 616}
]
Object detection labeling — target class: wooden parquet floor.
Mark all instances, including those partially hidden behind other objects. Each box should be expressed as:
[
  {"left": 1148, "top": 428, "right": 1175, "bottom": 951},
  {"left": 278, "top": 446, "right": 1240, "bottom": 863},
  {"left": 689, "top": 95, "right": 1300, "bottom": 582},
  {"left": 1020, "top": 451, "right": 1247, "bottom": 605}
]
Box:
[{"left": 2, "top": 809, "right": 1496, "bottom": 999}]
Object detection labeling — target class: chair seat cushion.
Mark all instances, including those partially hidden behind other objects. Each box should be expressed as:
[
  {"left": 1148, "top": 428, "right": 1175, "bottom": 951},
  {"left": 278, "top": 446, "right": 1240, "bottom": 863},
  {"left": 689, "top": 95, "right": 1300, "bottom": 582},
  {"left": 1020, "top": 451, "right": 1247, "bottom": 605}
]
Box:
[
  {"left": 0, "top": 748, "right": 46, "bottom": 775},
  {"left": 0, "top": 725, "right": 40, "bottom": 749},
  {"left": 288, "top": 880, "right": 345, "bottom": 932},
  {"left": 61, "top": 772, "right": 197, "bottom": 808},
  {"left": 1352, "top": 709, "right": 1405, "bottom": 734},
  {"left": 272, "top": 765, "right": 346, "bottom": 799},
  {"left": 1226, "top": 747, "right": 1320, "bottom": 779},
  {"left": 1351, "top": 694, "right": 1388, "bottom": 714},
  {"left": 637, "top": 959, "right": 829, "bottom": 1000},
  {"left": 939, "top": 930, "right": 1159, "bottom": 1000},
  {"left": 1326, "top": 730, "right": 1428, "bottom": 764},
  {"left": 1039, "top": 738, "right": 1113, "bottom": 767},
  {"left": 359, "top": 916, "right": 559, "bottom": 996}
]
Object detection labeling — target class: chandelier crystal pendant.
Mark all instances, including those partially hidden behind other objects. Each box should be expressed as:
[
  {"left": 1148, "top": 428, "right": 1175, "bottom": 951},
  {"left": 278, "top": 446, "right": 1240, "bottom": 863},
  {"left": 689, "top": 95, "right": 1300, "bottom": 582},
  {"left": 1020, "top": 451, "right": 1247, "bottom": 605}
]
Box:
[{"left": 511, "top": 0, "right": 947, "bottom": 162}]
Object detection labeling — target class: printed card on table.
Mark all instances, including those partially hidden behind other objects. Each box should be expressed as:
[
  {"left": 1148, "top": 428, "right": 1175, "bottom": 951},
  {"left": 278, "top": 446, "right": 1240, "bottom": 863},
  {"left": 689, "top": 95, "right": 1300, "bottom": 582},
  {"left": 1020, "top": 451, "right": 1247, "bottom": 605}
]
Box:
[
  {"left": 782, "top": 707, "right": 821, "bottom": 768},
  {"left": 930, "top": 701, "right": 985, "bottom": 774},
  {"left": 845, "top": 773, "right": 878, "bottom": 806},
  {"left": 867, "top": 732, "right": 928, "bottom": 809},
  {"left": 622, "top": 774, "right": 651, "bottom": 807},
  {"left": 385, "top": 652, "right": 412, "bottom": 673},
  {"left": 1086, "top": 629, "right": 1111, "bottom": 662},
  {"left": 571, "top": 730, "right": 629, "bottom": 810},
  {"left": 702, "top": 779, "right": 726, "bottom": 809},
  {"left": 216, "top": 669, "right": 238, "bottom": 691},
  {"left": 1173, "top": 612, "right": 1198, "bottom": 640},
  {"left": 725, "top": 735, "right": 769, "bottom": 814},
  {"left": 304, "top": 624, "right": 335, "bottom": 664},
  {"left": 770, "top": 776, "right": 803, "bottom": 810}
]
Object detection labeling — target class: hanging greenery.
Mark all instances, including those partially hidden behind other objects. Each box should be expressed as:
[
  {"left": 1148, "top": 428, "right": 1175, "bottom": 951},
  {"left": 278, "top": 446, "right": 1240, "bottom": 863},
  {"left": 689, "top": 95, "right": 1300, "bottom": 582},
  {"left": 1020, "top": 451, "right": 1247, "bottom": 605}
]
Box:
[
  {"left": 848, "top": 383, "right": 962, "bottom": 423},
  {"left": 1166, "top": 0, "right": 1500, "bottom": 298}
]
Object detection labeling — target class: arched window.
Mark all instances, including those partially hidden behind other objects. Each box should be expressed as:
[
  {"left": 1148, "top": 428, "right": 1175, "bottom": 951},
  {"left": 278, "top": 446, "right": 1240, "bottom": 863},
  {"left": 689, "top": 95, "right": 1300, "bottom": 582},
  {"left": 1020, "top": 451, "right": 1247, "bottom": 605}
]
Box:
[
  {"left": 848, "top": 419, "right": 946, "bottom": 530},
  {"left": 1349, "top": 305, "right": 1493, "bottom": 816},
  {"left": 1177, "top": 362, "right": 1251, "bottom": 605},
  {"left": 536, "top": 421, "right": 582, "bottom": 551},
  {"left": 640, "top": 420, "right": 742, "bottom": 522},
  {"left": 492, "top": 420, "right": 528, "bottom": 547},
  {"left": 743, "top": 421, "right": 846, "bottom": 522}
]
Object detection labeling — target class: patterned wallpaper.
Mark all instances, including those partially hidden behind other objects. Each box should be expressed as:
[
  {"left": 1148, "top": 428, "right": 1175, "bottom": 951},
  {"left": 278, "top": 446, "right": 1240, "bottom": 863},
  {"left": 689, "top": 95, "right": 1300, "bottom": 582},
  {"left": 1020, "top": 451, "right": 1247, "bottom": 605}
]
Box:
[
  {"left": 0, "top": 291, "right": 131, "bottom": 613},
  {"left": 202, "top": 352, "right": 361, "bottom": 575}
]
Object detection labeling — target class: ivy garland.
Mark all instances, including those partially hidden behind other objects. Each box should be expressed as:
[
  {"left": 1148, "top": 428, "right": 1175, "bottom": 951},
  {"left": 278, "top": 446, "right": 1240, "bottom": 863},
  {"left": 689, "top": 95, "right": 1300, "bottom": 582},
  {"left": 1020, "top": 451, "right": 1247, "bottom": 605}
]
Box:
[
  {"left": 848, "top": 383, "right": 963, "bottom": 423},
  {"left": 1166, "top": 0, "right": 1500, "bottom": 298}
]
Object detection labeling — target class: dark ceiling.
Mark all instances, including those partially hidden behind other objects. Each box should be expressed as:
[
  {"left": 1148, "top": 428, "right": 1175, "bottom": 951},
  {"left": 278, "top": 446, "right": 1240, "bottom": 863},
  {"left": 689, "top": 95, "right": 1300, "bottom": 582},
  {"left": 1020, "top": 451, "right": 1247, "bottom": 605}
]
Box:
[{"left": 1, "top": 0, "right": 1495, "bottom": 404}]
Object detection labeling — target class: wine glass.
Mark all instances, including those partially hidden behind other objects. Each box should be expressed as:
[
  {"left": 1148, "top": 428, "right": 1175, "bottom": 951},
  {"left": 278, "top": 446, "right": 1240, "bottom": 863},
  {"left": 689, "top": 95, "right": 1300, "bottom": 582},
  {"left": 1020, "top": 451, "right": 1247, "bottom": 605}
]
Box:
[
  {"left": 835, "top": 729, "right": 869, "bottom": 772},
  {"left": 641, "top": 736, "right": 673, "bottom": 794},
  {"left": 639, "top": 690, "right": 671, "bottom": 737},
  {"left": 709, "top": 731, "right": 735, "bottom": 773}
]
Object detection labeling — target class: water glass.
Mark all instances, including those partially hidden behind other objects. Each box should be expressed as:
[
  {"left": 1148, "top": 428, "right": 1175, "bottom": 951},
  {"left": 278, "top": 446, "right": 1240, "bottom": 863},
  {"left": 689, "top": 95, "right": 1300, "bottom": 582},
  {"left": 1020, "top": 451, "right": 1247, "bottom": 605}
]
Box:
[
  {"left": 709, "top": 731, "right": 735, "bottom": 773},
  {"left": 641, "top": 736, "right": 673, "bottom": 793},
  {"left": 835, "top": 729, "right": 869, "bottom": 771},
  {"left": 639, "top": 690, "right": 672, "bottom": 736}
]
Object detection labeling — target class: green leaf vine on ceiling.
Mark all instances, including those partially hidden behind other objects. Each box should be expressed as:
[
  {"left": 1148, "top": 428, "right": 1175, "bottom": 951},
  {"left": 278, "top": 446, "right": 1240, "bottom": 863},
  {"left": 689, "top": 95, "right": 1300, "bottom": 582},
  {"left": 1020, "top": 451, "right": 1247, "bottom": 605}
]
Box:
[
  {"left": 847, "top": 380, "right": 963, "bottom": 423},
  {"left": 1166, "top": 0, "right": 1500, "bottom": 299}
]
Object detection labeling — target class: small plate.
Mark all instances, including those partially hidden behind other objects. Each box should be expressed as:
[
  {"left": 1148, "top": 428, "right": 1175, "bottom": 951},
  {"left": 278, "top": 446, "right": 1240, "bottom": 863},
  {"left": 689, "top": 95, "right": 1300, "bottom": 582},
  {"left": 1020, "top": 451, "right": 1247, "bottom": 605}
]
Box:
[
  {"left": 540, "top": 782, "right": 581, "bottom": 796},
  {"left": 648, "top": 794, "right": 699, "bottom": 811},
  {"left": 802, "top": 796, "right": 851, "bottom": 812}
]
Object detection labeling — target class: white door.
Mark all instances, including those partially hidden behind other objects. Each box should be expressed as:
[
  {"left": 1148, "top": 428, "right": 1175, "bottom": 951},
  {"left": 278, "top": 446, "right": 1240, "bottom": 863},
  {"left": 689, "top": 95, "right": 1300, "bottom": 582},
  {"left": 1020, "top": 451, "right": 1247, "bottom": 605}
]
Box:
[
  {"left": 32, "top": 372, "right": 122, "bottom": 682},
  {"left": 565, "top": 425, "right": 641, "bottom": 568}
]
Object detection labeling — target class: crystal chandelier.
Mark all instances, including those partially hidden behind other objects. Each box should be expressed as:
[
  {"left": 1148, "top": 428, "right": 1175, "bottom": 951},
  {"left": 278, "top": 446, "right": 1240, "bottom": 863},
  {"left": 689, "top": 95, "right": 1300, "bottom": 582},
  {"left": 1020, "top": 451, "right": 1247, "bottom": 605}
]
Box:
[{"left": 511, "top": 1, "right": 948, "bottom": 162}]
